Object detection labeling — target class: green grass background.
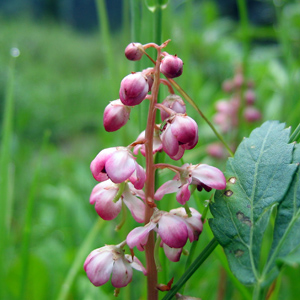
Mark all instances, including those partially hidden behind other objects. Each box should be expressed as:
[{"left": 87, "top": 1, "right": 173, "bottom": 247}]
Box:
[{"left": 1, "top": 0, "right": 300, "bottom": 299}]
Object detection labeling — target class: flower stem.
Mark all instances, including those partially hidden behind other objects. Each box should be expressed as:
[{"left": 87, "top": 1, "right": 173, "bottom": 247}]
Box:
[{"left": 144, "top": 45, "right": 162, "bottom": 300}]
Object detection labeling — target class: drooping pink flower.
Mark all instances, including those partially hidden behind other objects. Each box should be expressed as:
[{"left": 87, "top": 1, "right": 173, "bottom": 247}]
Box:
[
  {"left": 103, "top": 99, "right": 131, "bottom": 132},
  {"left": 126, "top": 208, "right": 203, "bottom": 257},
  {"left": 90, "top": 147, "right": 146, "bottom": 189},
  {"left": 90, "top": 180, "right": 145, "bottom": 222},
  {"left": 84, "top": 245, "right": 146, "bottom": 288},
  {"left": 133, "top": 128, "right": 163, "bottom": 156},
  {"left": 119, "top": 72, "right": 149, "bottom": 106},
  {"left": 160, "top": 94, "right": 186, "bottom": 121},
  {"left": 160, "top": 114, "right": 198, "bottom": 160},
  {"left": 160, "top": 54, "right": 183, "bottom": 78},
  {"left": 125, "top": 42, "right": 144, "bottom": 61},
  {"left": 155, "top": 163, "right": 226, "bottom": 205}
]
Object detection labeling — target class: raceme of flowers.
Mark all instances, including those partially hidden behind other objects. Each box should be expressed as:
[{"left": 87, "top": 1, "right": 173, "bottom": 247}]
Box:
[{"left": 83, "top": 41, "right": 226, "bottom": 294}]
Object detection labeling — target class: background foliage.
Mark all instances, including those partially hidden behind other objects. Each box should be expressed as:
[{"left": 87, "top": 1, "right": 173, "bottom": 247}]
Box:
[{"left": 1, "top": 0, "right": 300, "bottom": 299}]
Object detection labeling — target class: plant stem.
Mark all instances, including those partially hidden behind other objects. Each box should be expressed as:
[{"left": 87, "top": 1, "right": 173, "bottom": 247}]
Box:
[
  {"left": 162, "top": 237, "right": 219, "bottom": 300},
  {"left": 144, "top": 46, "right": 162, "bottom": 300}
]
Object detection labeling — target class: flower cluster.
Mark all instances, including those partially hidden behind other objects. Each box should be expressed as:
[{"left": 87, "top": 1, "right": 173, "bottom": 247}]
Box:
[{"left": 84, "top": 41, "right": 226, "bottom": 295}]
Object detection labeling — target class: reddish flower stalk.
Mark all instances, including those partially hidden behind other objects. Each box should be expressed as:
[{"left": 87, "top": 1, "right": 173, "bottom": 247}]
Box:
[{"left": 143, "top": 45, "right": 163, "bottom": 300}]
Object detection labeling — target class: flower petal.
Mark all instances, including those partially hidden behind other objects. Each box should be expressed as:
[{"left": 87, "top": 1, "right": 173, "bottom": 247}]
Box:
[
  {"left": 125, "top": 254, "right": 147, "bottom": 275},
  {"left": 106, "top": 149, "right": 136, "bottom": 183},
  {"left": 111, "top": 258, "right": 133, "bottom": 288},
  {"left": 154, "top": 180, "right": 181, "bottom": 201},
  {"left": 84, "top": 249, "right": 113, "bottom": 286},
  {"left": 129, "top": 162, "right": 146, "bottom": 189},
  {"left": 161, "top": 123, "right": 179, "bottom": 157},
  {"left": 126, "top": 223, "right": 156, "bottom": 251},
  {"left": 176, "top": 182, "right": 191, "bottom": 205},
  {"left": 157, "top": 214, "right": 188, "bottom": 248},
  {"left": 163, "top": 243, "right": 182, "bottom": 262},
  {"left": 191, "top": 164, "right": 226, "bottom": 190},
  {"left": 123, "top": 188, "right": 145, "bottom": 223}
]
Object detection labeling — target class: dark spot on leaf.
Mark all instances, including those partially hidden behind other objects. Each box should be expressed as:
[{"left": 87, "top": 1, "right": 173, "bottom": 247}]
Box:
[
  {"left": 234, "top": 249, "right": 244, "bottom": 257},
  {"left": 224, "top": 190, "right": 233, "bottom": 197},
  {"left": 236, "top": 211, "right": 252, "bottom": 227}
]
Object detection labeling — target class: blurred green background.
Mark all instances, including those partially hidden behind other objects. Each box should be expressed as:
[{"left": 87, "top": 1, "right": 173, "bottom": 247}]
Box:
[{"left": 1, "top": 0, "right": 300, "bottom": 299}]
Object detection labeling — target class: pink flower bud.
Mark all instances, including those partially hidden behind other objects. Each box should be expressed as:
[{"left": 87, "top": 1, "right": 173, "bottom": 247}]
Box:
[
  {"left": 119, "top": 72, "right": 149, "bottom": 106},
  {"left": 160, "top": 94, "right": 186, "bottom": 121},
  {"left": 160, "top": 55, "right": 183, "bottom": 78},
  {"left": 244, "top": 89, "right": 256, "bottom": 105},
  {"left": 233, "top": 73, "right": 244, "bottom": 88},
  {"left": 84, "top": 245, "right": 146, "bottom": 288},
  {"left": 125, "top": 42, "right": 144, "bottom": 61},
  {"left": 244, "top": 107, "right": 261, "bottom": 122},
  {"left": 160, "top": 114, "right": 198, "bottom": 160},
  {"left": 90, "top": 147, "right": 146, "bottom": 189},
  {"left": 103, "top": 100, "right": 131, "bottom": 132}
]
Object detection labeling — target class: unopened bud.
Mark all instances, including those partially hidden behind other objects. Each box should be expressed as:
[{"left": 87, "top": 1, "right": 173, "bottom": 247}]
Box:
[
  {"left": 125, "top": 43, "right": 144, "bottom": 61},
  {"left": 119, "top": 72, "right": 149, "bottom": 106},
  {"left": 160, "top": 94, "right": 186, "bottom": 121},
  {"left": 103, "top": 100, "right": 131, "bottom": 132},
  {"left": 160, "top": 55, "right": 183, "bottom": 78},
  {"left": 142, "top": 68, "right": 154, "bottom": 92},
  {"left": 245, "top": 89, "right": 256, "bottom": 105}
]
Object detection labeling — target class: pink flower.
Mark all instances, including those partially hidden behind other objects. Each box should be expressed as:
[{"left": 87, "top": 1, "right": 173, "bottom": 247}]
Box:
[
  {"left": 90, "top": 147, "right": 146, "bottom": 189},
  {"left": 125, "top": 42, "right": 144, "bottom": 61},
  {"left": 160, "top": 114, "right": 198, "bottom": 160},
  {"left": 103, "top": 100, "right": 131, "bottom": 132},
  {"left": 160, "top": 207, "right": 203, "bottom": 262},
  {"left": 90, "top": 180, "right": 145, "bottom": 222},
  {"left": 84, "top": 245, "right": 146, "bottom": 288},
  {"left": 126, "top": 208, "right": 203, "bottom": 256},
  {"left": 160, "top": 94, "right": 186, "bottom": 121},
  {"left": 119, "top": 72, "right": 149, "bottom": 106},
  {"left": 160, "top": 54, "right": 183, "bottom": 78},
  {"left": 133, "top": 128, "right": 163, "bottom": 156},
  {"left": 155, "top": 163, "right": 226, "bottom": 205}
]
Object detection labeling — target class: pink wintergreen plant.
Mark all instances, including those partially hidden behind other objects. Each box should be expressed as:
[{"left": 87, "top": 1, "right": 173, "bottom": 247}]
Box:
[
  {"left": 125, "top": 42, "right": 144, "bottom": 61},
  {"left": 244, "top": 107, "right": 261, "bottom": 122},
  {"left": 160, "top": 54, "right": 183, "bottom": 78},
  {"left": 119, "top": 72, "right": 149, "bottom": 106},
  {"left": 90, "top": 147, "right": 146, "bottom": 189},
  {"left": 90, "top": 180, "right": 145, "bottom": 223},
  {"left": 84, "top": 244, "right": 147, "bottom": 288},
  {"left": 155, "top": 163, "right": 226, "bottom": 205},
  {"left": 160, "top": 114, "right": 198, "bottom": 160},
  {"left": 126, "top": 208, "right": 203, "bottom": 255},
  {"left": 160, "top": 94, "right": 186, "bottom": 121},
  {"left": 103, "top": 99, "right": 131, "bottom": 132}
]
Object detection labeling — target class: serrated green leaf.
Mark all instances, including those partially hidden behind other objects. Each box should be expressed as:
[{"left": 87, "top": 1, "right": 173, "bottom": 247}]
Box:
[
  {"left": 209, "top": 121, "right": 297, "bottom": 285},
  {"left": 265, "top": 144, "right": 300, "bottom": 276}
]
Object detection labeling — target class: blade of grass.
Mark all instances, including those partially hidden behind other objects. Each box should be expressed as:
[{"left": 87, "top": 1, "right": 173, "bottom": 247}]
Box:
[
  {"left": 57, "top": 218, "right": 104, "bottom": 300},
  {"left": 19, "top": 130, "right": 51, "bottom": 300},
  {"left": 0, "top": 48, "right": 19, "bottom": 299}
]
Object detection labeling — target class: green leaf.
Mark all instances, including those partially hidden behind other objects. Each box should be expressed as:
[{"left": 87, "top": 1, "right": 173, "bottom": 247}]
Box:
[
  {"left": 209, "top": 121, "right": 297, "bottom": 285},
  {"left": 265, "top": 144, "right": 300, "bottom": 275},
  {"left": 144, "top": 0, "right": 169, "bottom": 12}
]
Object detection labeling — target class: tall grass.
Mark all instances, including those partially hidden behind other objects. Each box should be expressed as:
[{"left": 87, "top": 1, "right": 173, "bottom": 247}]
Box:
[{"left": 0, "top": 0, "right": 300, "bottom": 299}]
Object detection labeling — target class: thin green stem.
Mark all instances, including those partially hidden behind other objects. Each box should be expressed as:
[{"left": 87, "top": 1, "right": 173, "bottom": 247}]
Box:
[
  {"left": 168, "top": 78, "right": 234, "bottom": 157},
  {"left": 162, "top": 237, "right": 219, "bottom": 300},
  {"left": 57, "top": 219, "right": 104, "bottom": 300},
  {"left": 289, "top": 123, "right": 300, "bottom": 143},
  {"left": 0, "top": 52, "right": 18, "bottom": 299}
]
